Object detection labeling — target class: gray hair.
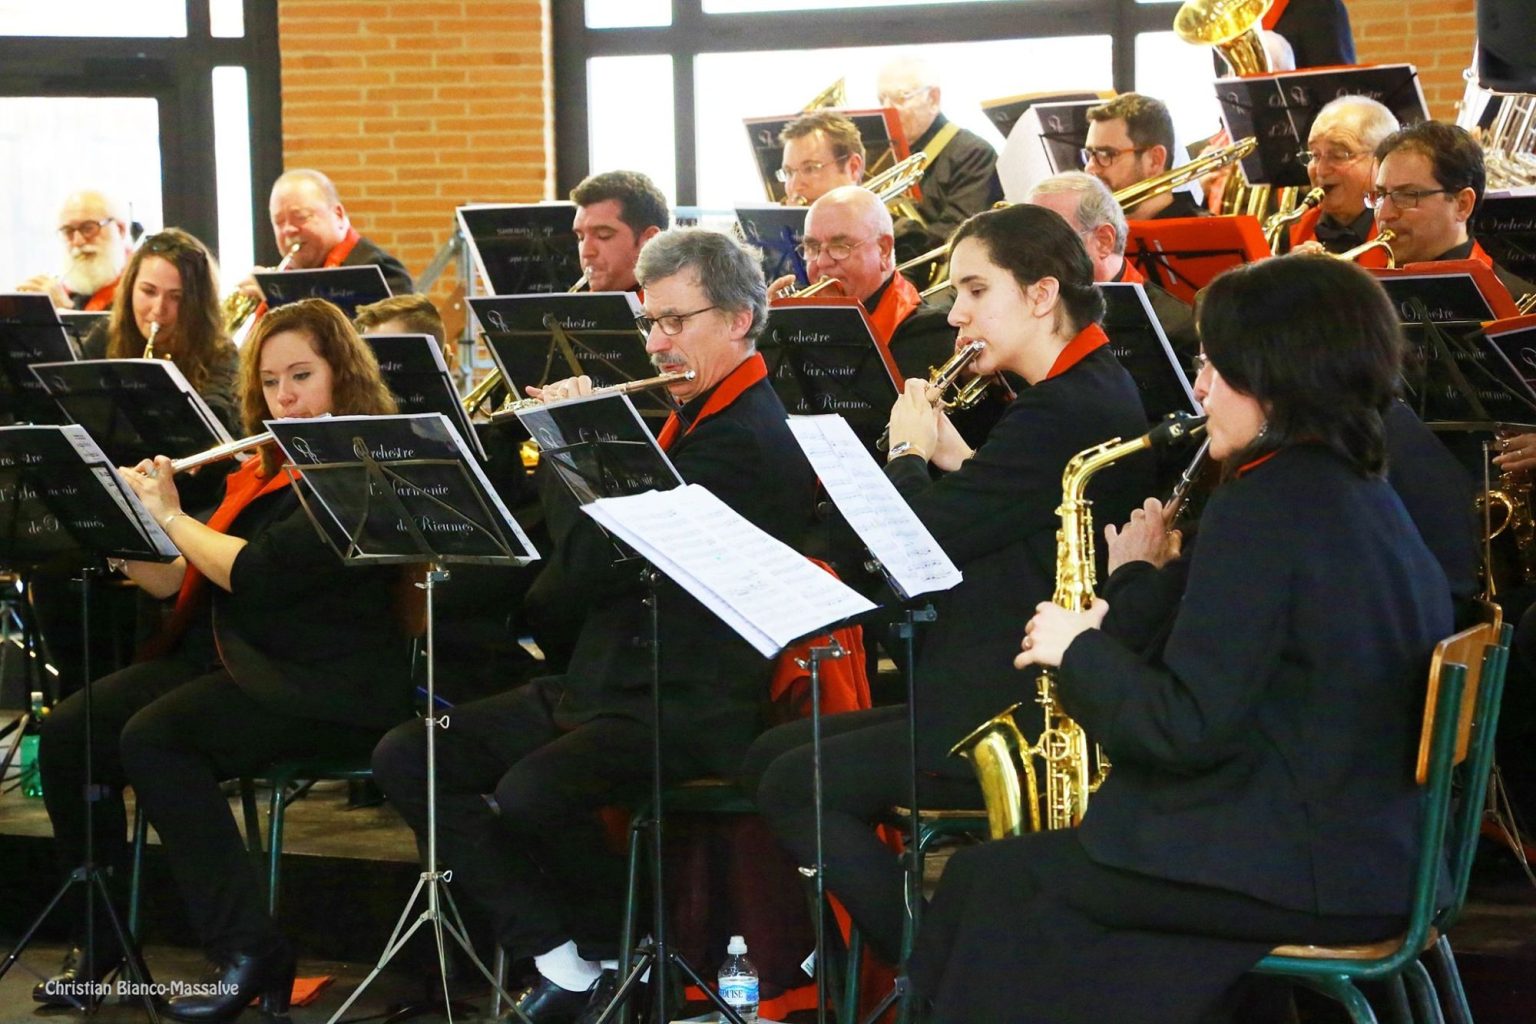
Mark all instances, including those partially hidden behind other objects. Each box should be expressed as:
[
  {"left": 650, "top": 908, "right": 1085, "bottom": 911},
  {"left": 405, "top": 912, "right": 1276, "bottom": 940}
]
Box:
[
  {"left": 272, "top": 168, "right": 343, "bottom": 206},
  {"left": 1027, "top": 171, "right": 1128, "bottom": 253},
  {"left": 635, "top": 228, "right": 768, "bottom": 344},
  {"left": 1313, "top": 95, "right": 1400, "bottom": 151}
]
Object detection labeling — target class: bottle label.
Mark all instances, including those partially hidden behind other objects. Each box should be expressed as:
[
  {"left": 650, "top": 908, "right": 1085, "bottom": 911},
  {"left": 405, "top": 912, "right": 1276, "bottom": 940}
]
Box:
[{"left": 721, "top": 977, "right": 758, "bottom": 1006}]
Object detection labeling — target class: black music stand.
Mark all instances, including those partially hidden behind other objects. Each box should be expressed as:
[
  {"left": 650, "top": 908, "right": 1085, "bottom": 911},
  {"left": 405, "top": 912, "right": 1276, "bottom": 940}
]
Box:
[
  {"left": 254, "top": 265, "right": 393, "bottom": 319},
  {"left": 0, "top": 292, "right": 76, "bottom": 426},
  {"left": 261, "top": 413, "right": 539, "bottom": 1024},
  {"left": 0, "top": 424, "right": 180, "bottom": 1021}
]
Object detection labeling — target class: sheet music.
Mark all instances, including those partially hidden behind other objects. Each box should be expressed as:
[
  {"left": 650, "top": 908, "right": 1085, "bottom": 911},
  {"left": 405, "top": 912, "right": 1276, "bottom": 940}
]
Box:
[
  {"left": 582, "top": 484, "right": 876, "bottom": 658},
  {"left": 786, "top": 414, "right": 962, "bottom": 600}
]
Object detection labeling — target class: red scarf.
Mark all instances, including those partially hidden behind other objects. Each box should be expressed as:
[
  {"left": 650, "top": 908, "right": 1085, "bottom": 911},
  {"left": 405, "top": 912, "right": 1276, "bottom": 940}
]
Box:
[
  {"left": 655, "top": 354, "right": 769, "bottom": 452},
  {"left": 1261, "top": 0, "right": 1291, "bottom": 30},
  {"left": 865, "top": 272, "right": 923, "bottom": 345},
  {"left": 1469, "top": 239, "right": 1494, "bottom": 269},
  {"left": 1111, "top": 259, "right": 1145, "bottom": 285},
  {"left": 249, "top": 227, "right": 362, "bottom": 322},
  {"left": 1045, "top": 323, "right": 1110, "bottom": 379},
  {"left": 82, "top": 280, "right": 118, "bottom": 312},
  {"left": 1236, "top": 449, "right": 1280, "bottom": 477},
  {"left": 138, "top": 455, "right": 292, "bottom": 659}
]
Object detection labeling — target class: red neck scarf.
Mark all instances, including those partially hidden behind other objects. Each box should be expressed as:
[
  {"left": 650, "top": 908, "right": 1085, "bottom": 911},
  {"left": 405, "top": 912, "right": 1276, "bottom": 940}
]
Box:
[
  {"left": 323, "top": 227, "right": 362, "bottom": 268},
  {"left": 655, "top": 353, "right": 769, "bottom": 452},
  {"left": 1469, "top": 239, "right": 1494, "bottom": 269},
  {"left": 1261, "top": 0, "right": 1290, "bottom": 30},
  {"left": 1111, "top": 258, "right": 1145, "bottom": 285},
  {"left": 1236, "top": 449, "right": 1280, "bottom": 477},
  {"left": 1045, "top": 323, "right": 1110, "bottom": 380},
  {"left": 82, "top": 280, "right": 118, "bottom": 312},
  {"left": 865, "top": 272, "right": 923, "bottom": 345}
]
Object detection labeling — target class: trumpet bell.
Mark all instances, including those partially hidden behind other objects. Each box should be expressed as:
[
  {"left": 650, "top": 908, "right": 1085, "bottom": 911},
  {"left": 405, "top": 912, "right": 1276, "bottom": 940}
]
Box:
[{"left": 1174, "top": 0, "right": 1274, "bottom": 76}]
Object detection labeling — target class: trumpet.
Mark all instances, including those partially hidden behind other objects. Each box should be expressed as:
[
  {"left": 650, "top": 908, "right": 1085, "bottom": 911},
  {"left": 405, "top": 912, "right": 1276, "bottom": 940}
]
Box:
[
  {"left": 222, "top": 241, "right": 302, "bottom": 335},
  {"left": 1332, "top": 228, "right": 1396, "bottom": 268},
  {"left": 876, "top": 339, "right": 989, "bottom": 450},
  {"left": 778, "top": 276, "right": 843, "bottom": 300},
  {"left": 1262, "top": 186, "right": 1325, "bottom": 253},
  {"left": 493, "top": 369, "right": 697, "bottom": 420},
  {"left": 142, "top": 321, "right": 161, "bottom": 360}
]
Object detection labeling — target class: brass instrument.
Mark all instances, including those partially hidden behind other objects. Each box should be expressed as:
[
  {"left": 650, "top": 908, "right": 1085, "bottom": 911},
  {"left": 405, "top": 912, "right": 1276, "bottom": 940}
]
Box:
[
  {"left": 949, "top": 413, "right": 1208, "bottom": 838},
  {"left": 1112, "top": 136, "right": 1258, "bottom": 214},
  {"left": 780, "top": 276, "right": 843, "bottom": 300},
  {"left": 1263, "top": 186, "right": 1325, "bottom": 253},
  {"left": 495, "top": 369, "right": 697, "bottom": 419},
  {"left": 568, "top": 269, "right": 590, "bottom": 293},
  {"left": 141, "top": 321, "right": 161, "bottom": 360},
  {"left": 862, "top": 151, "right": 930, "bottom": 224},
  {"left": 1518, "top": 293, "right": 1536, "bottom": 316},
  {"left": 1332, "top": 228, "right": 1396, "bottom": 268},
  {"left": 463, "top": 270, "right": 591, "bottom": 418},
  {"left": 1174, "top": 0, "right": 1273, "bottom": 76},
  {"left": 875, "top": 339, "right": 989, "bottom": 451},
  {"left": 803, "top": 78, "right": 846, "bottom": 112},
  {"left": 222, "top": 241, "right": 302, "bottom": 335},
  {"left": 168, "top": 431, "right": 276, "bottom": 474},
  {"left": 1456, "top": 58, "right": 1536, "bottom": 190}
]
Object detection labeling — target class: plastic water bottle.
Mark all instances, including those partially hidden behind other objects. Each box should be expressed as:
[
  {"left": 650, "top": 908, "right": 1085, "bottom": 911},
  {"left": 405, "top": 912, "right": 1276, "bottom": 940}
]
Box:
[
  {"left": 718, "top": 934, "right": 759, "bottom": 1023},
  {"left": 18, "top": 691, "right": 45, "bottom": 799}
]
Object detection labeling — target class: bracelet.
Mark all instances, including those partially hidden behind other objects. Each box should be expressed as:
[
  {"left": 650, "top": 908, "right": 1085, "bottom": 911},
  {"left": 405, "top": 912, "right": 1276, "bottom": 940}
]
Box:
[{"left": 161, "top": 510, "right": 192, "bottom": 530}]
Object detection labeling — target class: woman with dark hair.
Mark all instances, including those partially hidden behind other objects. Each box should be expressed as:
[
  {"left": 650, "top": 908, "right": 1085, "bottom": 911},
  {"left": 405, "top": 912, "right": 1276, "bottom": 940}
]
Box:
[
  {"left": 88, "top": 227, "right": 240, "bottom": 433},
  {"left": 35, "top": 298, "right": 413, "bottom": 1022},
  {"left": 908, "top": 256, "right": 1453, "bottom": 1023},
  {"left": 742, "top": 203, "right": 1153, "bottom": 965}
]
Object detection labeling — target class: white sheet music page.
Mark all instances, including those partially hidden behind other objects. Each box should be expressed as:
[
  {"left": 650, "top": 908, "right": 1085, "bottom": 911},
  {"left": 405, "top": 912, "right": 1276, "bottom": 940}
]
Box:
[
  {"left": 786, "top": 414, "right": 962, "bottom": 600},
  {"left": 581, "top": 483, "right": 876, "bottom": 658}
]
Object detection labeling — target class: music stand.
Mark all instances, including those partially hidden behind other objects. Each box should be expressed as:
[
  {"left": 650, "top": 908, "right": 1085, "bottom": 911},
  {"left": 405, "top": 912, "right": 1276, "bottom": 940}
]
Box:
[
  {"left": 744, "top": 109, "right": 909, "bottom": 205},
  {"left": 1372, "top": 260, "right": 1523, "bottom": 322},
  {"left": 736, "top": 204, "right": 811, "bottom": 290},
  {"left": 254, "top": 265, "right": 393, "bottom": 319},
  {"left": 1475, "top": 193, "right": 1536, "bottom": 286},
  {"left": 260, "top": 413, "right": 540, "bottom": 1024},
  {"left": 1125, "top": 216, "right": 1269, "bottom": 304},
  {"left": 0, "top": 292, "right": 76, "bottom": 426},
  {"left": 456, "top": 202, "right": 583, "bottom": 296},
  {"left": 0, "top": 424, "right": 180, "bottom": 1021}
]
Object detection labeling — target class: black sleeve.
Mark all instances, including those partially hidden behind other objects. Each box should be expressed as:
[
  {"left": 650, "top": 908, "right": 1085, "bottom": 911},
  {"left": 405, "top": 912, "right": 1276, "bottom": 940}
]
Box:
[
  {"left": 1099, "top": 557, "right": 1189, "bottom": 656},
  {"left": 919, "top": 139, "right": 1002, "bottom": 243},
  {"left": 227, "top": 494, "right": 354, "bottom": 605}
]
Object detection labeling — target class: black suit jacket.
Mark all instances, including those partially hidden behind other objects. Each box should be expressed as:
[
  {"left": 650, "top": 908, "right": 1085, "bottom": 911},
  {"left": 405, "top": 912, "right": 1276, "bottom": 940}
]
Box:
[
  {"left": 885, "top": 344, "right": 1152, "bottom": 767},
  {"left": 345, "top": 234, "right": 415, "bottom": 296},
  {"left": 1065, "top": 445, "right": 1452, "bottom": 917},
  {"left": 894, "top": 115, "right": 1002, "bottom": 270},
  {"left": 532, "top": 370, "right": 816, "bottom": 776}
]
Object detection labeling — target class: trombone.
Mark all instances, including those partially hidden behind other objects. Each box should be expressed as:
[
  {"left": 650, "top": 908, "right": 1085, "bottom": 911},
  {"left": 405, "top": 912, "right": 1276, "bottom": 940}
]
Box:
[{"left": 1112, "top": 136, "right": 1258, "bottom": 213}]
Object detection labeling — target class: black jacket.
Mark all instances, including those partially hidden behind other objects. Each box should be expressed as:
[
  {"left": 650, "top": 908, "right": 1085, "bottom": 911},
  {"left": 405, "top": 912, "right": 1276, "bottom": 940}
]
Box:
[
  {"left": 345, "top": 234, "right": 415, "bottom": 297},
  {"left": 894, "top": 114, "right": 1002, "bottom": 270},
  {"left": 885, "top": 343, "right": 1152, "bottom": 767},
  {"left": 1065, "top": 444, "right": 1452, "bottom": 917}
]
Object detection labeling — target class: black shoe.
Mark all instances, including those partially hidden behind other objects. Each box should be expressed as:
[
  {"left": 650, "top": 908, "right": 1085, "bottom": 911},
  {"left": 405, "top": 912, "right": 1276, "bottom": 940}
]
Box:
[
  {"left": 32, "top": 944, "right": 123, "bottom": 1007},
  {"left": 162, "top": 942, "right": 296, "bottom": 1022},
  {"left": 511, "top": 974, "right": 598, "bottom": 1024}
]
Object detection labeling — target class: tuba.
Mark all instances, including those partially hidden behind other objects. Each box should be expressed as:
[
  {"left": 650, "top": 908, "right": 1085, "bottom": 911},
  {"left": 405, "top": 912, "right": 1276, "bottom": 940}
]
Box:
[
  {"left": 1174, "top": 0, "right": 1273, "bottom": 77},
  {"left": 949, "top": 413, "right": 1208, "bottom": 838}
]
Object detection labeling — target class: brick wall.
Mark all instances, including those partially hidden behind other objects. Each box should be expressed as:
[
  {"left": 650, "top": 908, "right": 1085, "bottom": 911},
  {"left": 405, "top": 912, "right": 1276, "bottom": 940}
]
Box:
[
  {"left": 1349, "top": 0, "right": 1478, "bottom": 119},
  {"left": 275, "top": 0, "right": 551, "bottom": 299}
]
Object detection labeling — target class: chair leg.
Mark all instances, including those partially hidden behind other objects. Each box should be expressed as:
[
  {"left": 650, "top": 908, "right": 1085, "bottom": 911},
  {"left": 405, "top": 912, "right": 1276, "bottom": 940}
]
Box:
[
  {"left": 128, "top": 804, "right": 148, "bottom": 941},
  {"left": 266, "top": 772, "right": 289, "bottom": 918},
  {"left": 491, "top": 946, "right": 508, "bottom": 1018},
  {"left": 1296, "top": 975, "right": 1381, "bottom": 1024},
  {"left": 1426, "top": 937, "right": 1474, "bottom": 1024},
  {"left": 842, "top": 924, "right": 864, "bottom": 1024},
  {"left": 1404, "top": 959, "right": 1447, "bottom": 1024}
]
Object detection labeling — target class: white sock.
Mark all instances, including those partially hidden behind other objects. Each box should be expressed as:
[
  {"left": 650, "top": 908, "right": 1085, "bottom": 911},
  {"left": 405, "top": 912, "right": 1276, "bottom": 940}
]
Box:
[{"left": 534, "top": 939, "right": 602, "bottom": 993}]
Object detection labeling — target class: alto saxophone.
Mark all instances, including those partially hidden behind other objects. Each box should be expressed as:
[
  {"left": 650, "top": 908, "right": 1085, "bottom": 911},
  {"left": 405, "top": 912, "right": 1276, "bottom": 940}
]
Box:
[{"left": 949, "top": 412, "right": 1207, "bottom": 839}]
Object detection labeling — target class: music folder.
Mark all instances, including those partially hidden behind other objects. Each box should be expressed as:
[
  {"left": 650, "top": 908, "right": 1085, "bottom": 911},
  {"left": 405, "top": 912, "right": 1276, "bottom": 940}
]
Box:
[
  {"left": 1399, "top": 317, "right": 1536, "bottom": 428},
  {"left": 58, "top": 310, "right": 107, "bottom": 351},
  {"left": 456, "top": 202, "right": 583, "bottom": 296},
  {"left": 743, "top": 108, "right": 909, "bottom": 205},
  {"left": 0, "top": 292, "right": 78, "bottom": 425},
  {"left": 736, "top": 204, "right": 810, "bottom": 290},
  {"left": 255, "top": 265, "right": 393, "bottom": 319},
  {"left": 28, "top": 358, "right": 233, "bottom": 467},
  {"left": 1213, "top": 64, "right": 1428, "bottom": 187},
  {"left": 362, "top": 333, "right": 486, "bottom": 461},
  {"left": 981, "top": 89, "right": 1107, "bottom": 149},
  {"left": 0, "top": 423, "right": 180, "bottom": 565},
  {"left": 514, "top": 390, "right": 684, "bottom": 508},
  {"left": 760, "top": 296, "right": 902, "bottom": 451},
  {"left": 1475, "top": 193, "right": 1536, "bottom": 288},
  {"left": 1124, "top": 216, "right": 1269, "bottom": 305},
  {"left": 1098, "top": 283, "right": 1201, "bottom": 424},
  {"left": 1371, "top": 261, "right": 1522, "bottom": 323},
  {"left": 265, "top": 412, "right": 538, "bottom": 566},
  {"left": 466, "top": 292, "right": 672, "bottom": 420},
  {"left": 996, "top": 97, "right": 1102, "bottom": 202}
]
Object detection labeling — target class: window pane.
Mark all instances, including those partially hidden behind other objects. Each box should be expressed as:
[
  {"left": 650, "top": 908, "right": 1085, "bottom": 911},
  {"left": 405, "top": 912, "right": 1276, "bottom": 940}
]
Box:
[
  {"left": 0, "top": 0, "right": 186, "bottom": 36},
  {"left": 693, "top": 36, "right": 1111, "bottom": 208},
  {"left": 0, "top": 97, "right": 163, "bottom": 292},
  {"left": 705, "top": 0, "right": 1017, "bottom": 11},
  {"left": 1135, "top": 31, "right": 1223, "bottom": 161},
  {"left": 212, "top": 67, "right": 254, "bottom": 286},
  {"left": 588, "top": 55, "right": 677, "bottom": 204},
  {"left": 586, "top": 0, "right": 671, "bottom": 28},
  {"left": 210, "top": 0, "right": 245, "bottom": 37}
]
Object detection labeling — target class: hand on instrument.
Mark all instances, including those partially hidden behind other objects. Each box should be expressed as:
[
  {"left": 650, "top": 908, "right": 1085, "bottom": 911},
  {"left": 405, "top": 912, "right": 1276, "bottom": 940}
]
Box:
[
  {"left": 928, "top": 407, "right": 973, "bottom": 472},
  {"left": 886, "top": 378, "right": 941, "bottom": 463},
  {"left": 767, "top": 273, "right": 798, "bottom": 300},
  {"left": 1014, "top": 599, "right": 1109, "bottom": 671},
  {"left": 1291, "top": 240, "right": 1327, "bottom": 257},
  {"left": 119, "top": 456, "right": 183, "bottom": 525},
  {"left": 1105, "top": 497, "right": 1183, "bottom": 573},
  {"left": 236, "top": 271, "right": 268, "bottom": 301},
  {"left": 1493, "top": 430, "right": 1536, "bottom": 474},
  {"left": 15, "top": 274, "right": 70, "bottom": 308},
  {"left": 525, "top": 374, "right": 594, "bottom": 404}
]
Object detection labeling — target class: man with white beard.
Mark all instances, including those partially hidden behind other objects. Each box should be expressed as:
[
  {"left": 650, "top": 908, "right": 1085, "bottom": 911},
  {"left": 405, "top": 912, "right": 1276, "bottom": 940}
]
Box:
[{"left": 15, "top": 190, "right": 133, "bottom": 311}]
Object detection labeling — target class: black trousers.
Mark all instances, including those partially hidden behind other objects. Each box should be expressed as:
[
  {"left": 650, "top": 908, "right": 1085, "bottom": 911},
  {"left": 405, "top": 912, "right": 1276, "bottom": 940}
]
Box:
[
  {"left": 742, "top": 705, "right": 981, "bottom": 965},
  {"left": 908, "top": 829, "right": 1404, "bottom": 1024},
  {"left": 371, "top": 680, "right": 708, "bottom": 961},
  {"left": 38, "top": 654, "right": 381, "bottom": 956}
]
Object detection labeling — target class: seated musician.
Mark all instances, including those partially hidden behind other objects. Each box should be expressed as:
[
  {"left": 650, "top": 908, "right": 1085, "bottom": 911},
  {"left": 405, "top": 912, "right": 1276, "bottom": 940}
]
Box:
[
  {"left": 909, "top": 255, "right": 1453, "bottom": 1024},
  {"left": 371, "top": 228, "right": 816, "bottom": 1023},
  {"left": 743, "top": 204, "right": 1152, "bottom": 967},
  {"left": 1281, "top": 95, "right": 1399, "bottom": 255},
  {"left": 571, "top": 169, "right": 669, "bottom": 292},
  {"left": 235, "top": 168, "right": 414, "bottom": 305},
  {"left": 355, "top": 292, "right": 455, "bottom": 363},
  {"left": 35, "top": 298, "right": 412, "bottom": 1022},
  {"left": 779, "top": 110, "right": 866, "bottom": 206},
  {"left": 1083, "top": 93, "right": 1206, "bottom": 221},
  {"left": 15, "top": 189, "right": 134, "bottom": 311}
]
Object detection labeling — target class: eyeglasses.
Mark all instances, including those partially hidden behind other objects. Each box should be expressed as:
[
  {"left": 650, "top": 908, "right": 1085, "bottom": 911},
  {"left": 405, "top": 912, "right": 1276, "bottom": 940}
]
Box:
[
  {"left": 1080, "top": 145, "right": 1148, "bottom": 168},
  {"left": 1295, "top": 148, "right": 1368, "bottom": 167},
  {"left": 1365, "top": 186, "right": 1459, "bottom": 211},
  {"left": 58, "top": 218, "right": 113, "bottom": 242},
  {"left": 1191, "top": 353, "right": 1213, "bottom": 377},
  {"left": 797, "top": 238, "right": 871, "bottom": 262},
  {"left": 776, "top": 156, "right": 849, "bottom": 183},
  {"left": 877, "top": 86, "right": 930, "bottom": 107},
  {"left": 635, "top": 305, "right": 719, "bottom": 336}
]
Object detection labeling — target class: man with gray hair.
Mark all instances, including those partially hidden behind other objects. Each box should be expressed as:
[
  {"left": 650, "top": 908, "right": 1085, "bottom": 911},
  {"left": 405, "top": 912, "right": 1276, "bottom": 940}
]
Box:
[
  {"left": 1282, "top": 95, "right": 1399, "bottom": 254},
  {"left": 16, "top": 189, "right": 134, "bottom": 310},
  {"left": 371, "top": 228, "right": 816, "bottom": 1022}
]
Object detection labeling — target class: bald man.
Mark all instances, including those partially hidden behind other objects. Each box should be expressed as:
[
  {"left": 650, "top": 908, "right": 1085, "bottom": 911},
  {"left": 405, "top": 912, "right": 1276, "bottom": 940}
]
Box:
[
  {"left": 238, "top": 168, "right": 413, "bottom": 301},
  {"left": 1281, "top": 95, "right": 1399, "bottom": 255},
  {"left": 16, "top": 189, "right": 133, "bottom": 310},
  {"left": 875, "top": 54, "right": 1001, "bottom": 270}
]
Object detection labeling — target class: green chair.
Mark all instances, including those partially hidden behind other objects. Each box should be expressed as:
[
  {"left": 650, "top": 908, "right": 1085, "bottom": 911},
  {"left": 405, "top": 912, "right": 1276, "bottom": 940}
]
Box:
[{"left": 1250, "top": 619, "right": 1509, "bottom": 1024}]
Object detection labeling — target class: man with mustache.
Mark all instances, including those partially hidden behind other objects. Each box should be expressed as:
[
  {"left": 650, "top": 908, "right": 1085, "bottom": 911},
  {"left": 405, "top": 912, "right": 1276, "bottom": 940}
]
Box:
[{"left": 16, "top": 190, "right": 133, "bottom": 310}]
